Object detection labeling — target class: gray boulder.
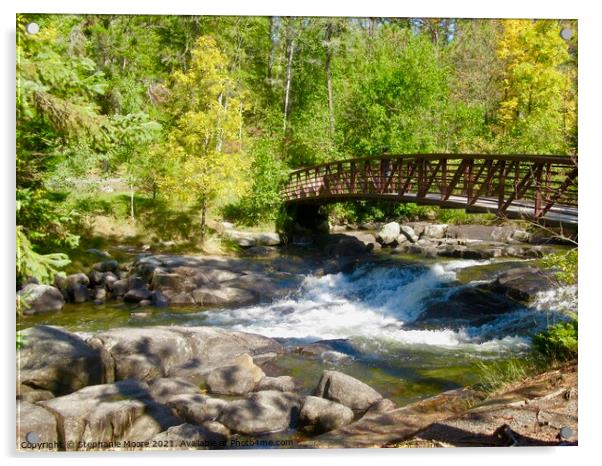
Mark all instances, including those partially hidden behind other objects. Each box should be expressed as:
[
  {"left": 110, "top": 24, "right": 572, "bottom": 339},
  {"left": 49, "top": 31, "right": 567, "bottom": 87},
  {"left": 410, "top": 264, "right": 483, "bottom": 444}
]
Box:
[
  {"left": 493, "top": 267, "right": 558, "bottom": 302},
  {"left": 151, "top": 290, "right": 169, "bottom": 307},
  {"left": 423, "top": 224, "right": 448, "bottom": 239},
  {"left": 17, "top": 401, "right": 58, "bottom": 451},
  {"left": 166, "top": 394, "right": 227, "bottom": 424},
  {"left": 18, "top": 325, "right": 103, "bottom": 395},
  {"left": 255, "top": 376, "right": 296, "bottom": 392},
  {"left": 109, "top": 279, "right": 129, "bottom": 296},
  {"left": 87, "top": 326, "right": 283, "bottom": 383},
  {"left": 95, "top": 259, "right": 120, "bottom": 273},
  {"left": 17, "top": 284, "right": 65, "bottom": 315},
  {"left": 255, "top": 232, "right": 281, "bottom": 246},
  {"left": 314, "top": 370, "right": 382, "bottom": 412},
  {"left": 299, "top": 396, "right": 354, "bottom": 433},
  {"left": 399, "top": 225, "right": 419, "bottom": 243},
  {"left": 218, "top": 390, "right": 301, "bottom": 435},
  {"left": 376, "top": 222, "right": 401, "bottom": 245},
  {"left": 124, "top": 287, "right": 152, "bottom": 303},
  {"left": 39, "top": 379, "right": 179, "bottom": 450},
  {"left": 147, "top": 377, "right": 202, "bottom": 403},
  {"left": 192, "top": 286, "right": 257, "bottom": 307},
  {"left": 70, "top": 284, "right": 90, "bottom": 303},
  {"left": 150, "top": 423, "right": 228, "bottom": 449},
  {"left": 206, "top": 354, "right": 265, "bottom": 395}
]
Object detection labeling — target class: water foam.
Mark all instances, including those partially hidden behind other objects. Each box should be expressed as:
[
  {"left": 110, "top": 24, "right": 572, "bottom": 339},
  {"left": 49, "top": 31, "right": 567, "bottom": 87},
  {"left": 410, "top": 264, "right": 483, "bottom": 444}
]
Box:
[{"left": 202, "top": 259, "right": 575, "bottom": 353}]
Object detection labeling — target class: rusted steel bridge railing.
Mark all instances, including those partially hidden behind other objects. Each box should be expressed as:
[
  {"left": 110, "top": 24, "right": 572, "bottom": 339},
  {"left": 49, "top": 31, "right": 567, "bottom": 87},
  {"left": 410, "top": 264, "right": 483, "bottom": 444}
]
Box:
[{"left": 281, "top": 154, "right": 578, "bottom": 223}]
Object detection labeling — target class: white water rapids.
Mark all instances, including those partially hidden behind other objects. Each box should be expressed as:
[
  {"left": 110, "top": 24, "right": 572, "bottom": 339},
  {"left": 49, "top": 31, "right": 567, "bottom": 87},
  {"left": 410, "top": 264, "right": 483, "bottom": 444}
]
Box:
[{"left": 201, "top": 259, "right": 577, "bottom": 354}]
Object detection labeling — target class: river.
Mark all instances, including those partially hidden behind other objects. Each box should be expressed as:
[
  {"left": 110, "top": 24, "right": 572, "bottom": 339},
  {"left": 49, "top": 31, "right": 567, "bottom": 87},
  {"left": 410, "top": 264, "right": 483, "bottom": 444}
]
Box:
[{"left": 19, "top": 253, "right": 577, "bottom": 407}]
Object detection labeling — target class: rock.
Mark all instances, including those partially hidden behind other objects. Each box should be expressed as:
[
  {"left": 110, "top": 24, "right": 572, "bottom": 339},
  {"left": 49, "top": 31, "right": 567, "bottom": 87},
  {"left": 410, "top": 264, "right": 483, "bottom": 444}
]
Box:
[
  {"left": 151, "top": 271, "right": 183, "bottom": 290},
  {"left": 396, "top": 234, "right": 409, "bottom": 245},
  {"left": 255, "top": 376, "right": 296, "bottom": 392},
  {"left": 17, "top": 284, "right": 65, "bottom": 315},
  {"left": 93, "top": 286, "right": 107, "bottom": 304},
  {"left": 151, "top": 290, "right": 169, "bottom": 307},
  {"left": 399, "top": 225, "right": 419, "bottom": 243},
  {"left": 139, "top": 299, "right": 152, "bottom": 306},
  {"left": 166, "top": 394, "right": 228, "bottom": 424},
  {"left": 361, "top": 398, "right": 398, "bottom": 418},
  {"left": 192, "top": 286, "right": 258, "bottom": 307},
  {"left": 39, "top": 380, "right": 179, "bottom": 450},
  {"left": 255, "top": 232, "right": 281, "bottom": 246},
  {"left": 17, "top": 384, "right": 55, "bottom": 403},
  {"left": 109, "top": 279, "right": 129, "bottom": 296},
  {"left": 376, "top": 222, "right": 401, "bottom": 245},
  {"left": 88, "top": 270, "right": 104, "bottom": 287},
  {"left": 102, "top": 272, "right": 118, "bottom": 289},
  {"left": 124, "top": 287, "right": 152, "bottom": 303},
  {"left": 511, "top": 229, "right": 532, "bottom": 243},
  {"left": 218, "top": 390, "right": 301, "bottom": 435},
  {"left": 66, "top": 273, "right": 90, "bottom": 288},
  {"left": 206, "top": 354, "right": 265, "bottom": 395},
  {"left": 147, "top": 377, "right": 202, "bottom": 403},
  {"left": 70, "top": 284, "right": 90, "bottom": 303},
  {"left": 87, "top": 326, "right": 283, "bottom": 383},
  {"left": 95, "top": 259, "right": 120, "bottom": 273},
  {"left": 314, "top": 370, "right": 382, "bottom": 412},
  {"left": 17, "top": 401, "right": 58, "bottom": 450},
  {"left": 86, "top": 248, "right": 111, "bottom": 258},
  {"left": 151, "top": 423, "right": 227, "bottom": 449},
  {"left": 244, "top": 246, "right": 278, "bottom": 257},
  {"left": 299, "top": 396, "right": 354, "bottom": 433},
  {"left": 128, "top": 276, "right": 146, "bottom": 289},
  {"left": 493, "top": 268, "right": 559, "bottom": 302},
  {"left": 18, "top": 326, "right": 103, "bottom": 395},
  {"left": 423, "top": 224, "right": 448, "bottom": 239}
]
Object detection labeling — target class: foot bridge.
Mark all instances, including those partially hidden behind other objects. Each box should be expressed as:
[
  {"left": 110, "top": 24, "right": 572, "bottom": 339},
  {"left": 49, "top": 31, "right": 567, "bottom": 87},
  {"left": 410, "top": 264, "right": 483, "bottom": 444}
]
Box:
[{"left": 281, "top": 154, "right": 578, "bottom": 227}]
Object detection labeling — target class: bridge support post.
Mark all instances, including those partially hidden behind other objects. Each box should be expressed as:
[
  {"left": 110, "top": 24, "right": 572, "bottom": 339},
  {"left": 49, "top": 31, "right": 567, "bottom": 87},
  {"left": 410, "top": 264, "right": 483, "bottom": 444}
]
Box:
[{"left": 278, "top": 203, "right": 330, "bottom": 243}]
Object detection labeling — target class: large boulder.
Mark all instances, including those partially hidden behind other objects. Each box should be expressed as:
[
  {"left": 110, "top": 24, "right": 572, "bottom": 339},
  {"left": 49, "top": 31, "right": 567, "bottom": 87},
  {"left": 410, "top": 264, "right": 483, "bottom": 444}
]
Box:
[
  {"left": 206, "top": 354, "right": 265, "bottom": 395},
  {"left": 16, "top": 401, "right": 58, "bottom": 451},
  {"left": 39, "top": 380, "right": 179, "bottom": 450},
  {"left": 376, "top": 222, "right": 401, "bottom": 245},
  {"left": 150, "top": 423, "right": 228, "bottom": 449},
  {"left": 18, "top": 326, "right": 103, "bottom": 395},
  {"left": 255, "top": 232, "right": 281, "bottom": 246},
  {"left": 123, "top": 287, "right": 152, "bottom": 303},
  {"left": 166, "top": 394, "right": 228, "bottom": 424},
  {"left": 17, "top": 284, "right": 65, "bottom": 315},
  {"left": 492, "top": 267, "right": 559, "bottom": 302},
  {"left": 255, "top": 376, "right": 296, "bottom": 392},
  {"left": 218, "top": 390, "right": 301, "bottom": 435},
  {"left": 147, "top": 377, "right": 202, "bottom": 403},
  {"left": 86, "top": 326, "right": 283, "bottom": 383},
  {"left": 299, "top": 396, "right": 354, "bottom": 433},
  {"left": 191, "top": 286, "right": 258, "bottom": 307},
  {"left": 423, "top": 224, "right": 448, "bottom": 239},
  {"left": 399, "top": 225, "right": 419, "bottom": 243},
  {"left": 314, "top": 370, "right": 382, "bottom": 412}
]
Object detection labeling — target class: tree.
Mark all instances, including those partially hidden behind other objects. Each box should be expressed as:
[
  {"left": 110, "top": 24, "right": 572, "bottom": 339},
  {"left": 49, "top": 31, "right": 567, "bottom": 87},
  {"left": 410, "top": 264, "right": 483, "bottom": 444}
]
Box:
[
  {"left": 493, "top": 20, "right": 576, "bottom": 154},
  {"left": 159, "top": 36, "right": 251, "bottom": 242}
]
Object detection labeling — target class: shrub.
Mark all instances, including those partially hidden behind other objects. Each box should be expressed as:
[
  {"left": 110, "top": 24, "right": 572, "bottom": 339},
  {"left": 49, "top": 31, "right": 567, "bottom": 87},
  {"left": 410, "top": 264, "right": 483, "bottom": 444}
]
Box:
[{"left": 532, "top": 317, "right": 578, "bottom": 361}]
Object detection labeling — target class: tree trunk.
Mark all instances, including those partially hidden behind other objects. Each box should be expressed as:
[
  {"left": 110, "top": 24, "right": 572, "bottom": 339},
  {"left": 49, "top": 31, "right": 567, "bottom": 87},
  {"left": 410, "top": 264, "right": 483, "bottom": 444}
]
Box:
[
  {"left": 325, "top": 23, "right": 335, "bottom": 136},
  {"left": 199, "top": 198, "right": 207, "bottom": 244},
  {"left": 283, "top": 36, "right": 295, "bottom": 134},
  {"left": 129, "top": 184, "right": 135, "bottom": 220},
  {"left": 268, "top": 16, "right": 278, "bottom": 83}
]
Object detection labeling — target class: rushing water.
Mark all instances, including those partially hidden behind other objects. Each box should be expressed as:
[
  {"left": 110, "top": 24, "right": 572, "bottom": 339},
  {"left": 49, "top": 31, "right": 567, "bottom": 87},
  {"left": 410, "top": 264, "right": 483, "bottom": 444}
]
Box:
[{"left": 19, "top": 255, "right": 577, "bottom": 406}]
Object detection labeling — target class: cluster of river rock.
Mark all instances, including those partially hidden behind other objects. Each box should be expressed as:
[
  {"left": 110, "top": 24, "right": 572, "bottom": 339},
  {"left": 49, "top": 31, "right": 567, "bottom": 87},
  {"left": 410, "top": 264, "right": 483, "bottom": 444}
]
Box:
[{"left": 18, "top": 324, "right": 397, "bottom": 450}]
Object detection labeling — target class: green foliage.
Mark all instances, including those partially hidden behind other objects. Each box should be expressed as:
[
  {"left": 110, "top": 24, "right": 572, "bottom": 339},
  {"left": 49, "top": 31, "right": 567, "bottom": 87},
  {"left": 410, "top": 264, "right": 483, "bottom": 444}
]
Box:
[
  {"left": 222, "top": 138, "right": 288, "bottom": 225},
  {"left": 532, "top": 317, "right": 578, "bottom": 362},
  {"left": 16, "top": 227, "right": 70, "bottom": 285},
  {"left": 541, "top": 248, "right": 578, "bottom": 284}
]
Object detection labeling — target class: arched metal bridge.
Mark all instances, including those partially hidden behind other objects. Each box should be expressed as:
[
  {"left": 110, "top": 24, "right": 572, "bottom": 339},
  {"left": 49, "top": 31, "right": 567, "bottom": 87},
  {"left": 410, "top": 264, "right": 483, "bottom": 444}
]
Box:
[{"left": 281, "top": 154, "right": 578, "bottom": 226}]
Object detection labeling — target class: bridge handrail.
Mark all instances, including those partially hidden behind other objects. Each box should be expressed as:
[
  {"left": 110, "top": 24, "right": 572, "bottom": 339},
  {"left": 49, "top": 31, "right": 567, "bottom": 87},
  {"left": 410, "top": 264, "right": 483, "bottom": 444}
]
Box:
[{"left": 287, "top": 153, "right": 577, "bottom": 178}]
